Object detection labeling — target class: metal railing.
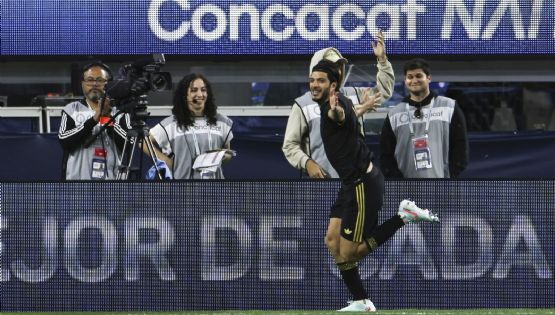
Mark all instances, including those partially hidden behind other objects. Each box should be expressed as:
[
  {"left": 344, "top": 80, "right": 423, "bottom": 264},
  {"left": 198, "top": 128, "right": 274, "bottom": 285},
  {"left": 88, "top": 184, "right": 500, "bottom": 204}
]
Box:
[
  {"left": 1, "top": 105, "right": 388, "bottom": 133},
  {"left": 0, "top": 106, "right": 44, "bottom": 132}
]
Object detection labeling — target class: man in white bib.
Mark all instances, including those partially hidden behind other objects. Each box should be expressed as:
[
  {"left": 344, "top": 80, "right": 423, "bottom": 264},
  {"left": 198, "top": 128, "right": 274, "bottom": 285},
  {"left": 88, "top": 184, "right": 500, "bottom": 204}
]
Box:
[{"left": 380, "top": 58, "right": 469, "bottom": 178}]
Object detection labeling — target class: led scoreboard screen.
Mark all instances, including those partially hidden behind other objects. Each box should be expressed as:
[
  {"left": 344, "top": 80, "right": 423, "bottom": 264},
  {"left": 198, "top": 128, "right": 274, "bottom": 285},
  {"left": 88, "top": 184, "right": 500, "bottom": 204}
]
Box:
[
  {"left": 1, "top": 180, "right": 554, "bottom": 311},
  {"left": 0, "top": 0, "right": 553, "bottom": 55}
]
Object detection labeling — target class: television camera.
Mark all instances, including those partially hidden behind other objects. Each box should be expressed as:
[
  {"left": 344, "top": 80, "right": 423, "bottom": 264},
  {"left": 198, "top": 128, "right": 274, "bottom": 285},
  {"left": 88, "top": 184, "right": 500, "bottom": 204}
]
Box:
[
  {"left": 103, "top": 54, "right": 172, "bottom": 180},
  {"left": 106, "top": 53, "right": 172, "bottom": 119}
]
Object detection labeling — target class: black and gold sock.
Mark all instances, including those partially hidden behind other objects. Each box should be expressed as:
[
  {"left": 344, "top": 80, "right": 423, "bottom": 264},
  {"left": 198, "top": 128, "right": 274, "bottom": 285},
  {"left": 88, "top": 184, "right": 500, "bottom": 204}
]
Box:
[
  {"left": 365, "top": 215, "right": 404, "bottom": 252},
  {"left": 337, "top": 262, "right": 367, "bottom": 300}
]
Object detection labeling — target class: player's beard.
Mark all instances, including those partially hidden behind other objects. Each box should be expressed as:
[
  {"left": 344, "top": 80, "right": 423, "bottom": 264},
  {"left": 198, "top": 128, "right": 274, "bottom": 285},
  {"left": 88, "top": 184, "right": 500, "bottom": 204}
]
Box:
[{"left": 311, "top": 87, "right": 330, "bottom": 105}]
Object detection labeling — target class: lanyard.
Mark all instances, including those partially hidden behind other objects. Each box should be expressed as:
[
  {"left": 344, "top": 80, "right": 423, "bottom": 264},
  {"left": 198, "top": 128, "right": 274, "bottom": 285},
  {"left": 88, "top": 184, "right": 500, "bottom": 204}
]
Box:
[
  {"left": 406, "top": 98, "right": 434, "bottom": 136},
  {"left": 191, "top": 119, "right": 212, "bottom": 156}
]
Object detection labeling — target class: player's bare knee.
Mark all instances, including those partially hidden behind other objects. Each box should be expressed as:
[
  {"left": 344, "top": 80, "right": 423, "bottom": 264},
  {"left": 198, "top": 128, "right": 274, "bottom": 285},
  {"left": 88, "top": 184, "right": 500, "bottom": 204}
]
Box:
[
  {"left": 339, "top": 245, "right": 358, "bottom": 262},
  {"left": 324, "top": 233, "right": 337, "bottom": 248}
]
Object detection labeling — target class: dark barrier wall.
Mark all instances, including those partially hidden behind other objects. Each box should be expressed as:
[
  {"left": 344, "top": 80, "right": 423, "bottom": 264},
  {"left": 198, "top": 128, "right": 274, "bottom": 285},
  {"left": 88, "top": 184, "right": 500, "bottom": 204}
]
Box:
[
  {"left": 1, "top": 180, "right": 553, "bottom": 311},
  {"left": 1, "top": 130, "right": 555, "bottom": 180}
]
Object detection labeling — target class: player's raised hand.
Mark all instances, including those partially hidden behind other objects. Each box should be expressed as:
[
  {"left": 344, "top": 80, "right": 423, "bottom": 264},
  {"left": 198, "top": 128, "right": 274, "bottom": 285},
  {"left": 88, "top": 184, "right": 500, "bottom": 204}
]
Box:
[
  {"left": 330, "top": 89, "right": 339, "bottom": 111},
  {"left": 328, "top": 90, "right": 345, "bottom": 123}
]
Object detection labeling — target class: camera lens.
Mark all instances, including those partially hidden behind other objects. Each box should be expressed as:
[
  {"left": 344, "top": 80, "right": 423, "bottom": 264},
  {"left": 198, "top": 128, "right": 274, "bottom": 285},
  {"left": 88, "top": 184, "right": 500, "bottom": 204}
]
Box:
[{"left": 151, "top": 73, "right": 172, "bottom": 91}]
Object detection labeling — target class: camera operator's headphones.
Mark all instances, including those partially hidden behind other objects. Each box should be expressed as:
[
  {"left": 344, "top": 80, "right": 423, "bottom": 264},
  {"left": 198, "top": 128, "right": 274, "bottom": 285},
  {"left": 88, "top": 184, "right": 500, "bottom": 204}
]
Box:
[{"left": 82, "top": 61, "right": 113, "bottom": 81}]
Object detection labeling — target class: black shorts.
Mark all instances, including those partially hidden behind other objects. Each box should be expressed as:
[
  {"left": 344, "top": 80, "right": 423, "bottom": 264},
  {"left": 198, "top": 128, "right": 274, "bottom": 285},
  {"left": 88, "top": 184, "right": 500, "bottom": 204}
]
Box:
[{"left": 330, "top": 166, "right": 384, "bottom": 242}]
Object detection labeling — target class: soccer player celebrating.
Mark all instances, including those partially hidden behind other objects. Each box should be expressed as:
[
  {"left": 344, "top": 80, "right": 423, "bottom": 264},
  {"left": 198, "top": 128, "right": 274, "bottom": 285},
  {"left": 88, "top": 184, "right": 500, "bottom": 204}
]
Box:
[{"left": 311, "top": 59, "right": 440, "bottom": 312}]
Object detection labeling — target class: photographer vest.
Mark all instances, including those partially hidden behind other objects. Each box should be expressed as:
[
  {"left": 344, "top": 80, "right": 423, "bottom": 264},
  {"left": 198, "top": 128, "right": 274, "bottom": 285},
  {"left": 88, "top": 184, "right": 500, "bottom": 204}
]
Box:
[
  {"left": 150, "top": 114, "right": 233, "bottom": 179},
  {"left": 59, "top": 101, "right": 123, "bottom": 180},
  {"left": 294, "top": 87, "right": 362, "bottom": 178},
  {"left": 387, "top": 96, "right": 455, "bottom": 178}
]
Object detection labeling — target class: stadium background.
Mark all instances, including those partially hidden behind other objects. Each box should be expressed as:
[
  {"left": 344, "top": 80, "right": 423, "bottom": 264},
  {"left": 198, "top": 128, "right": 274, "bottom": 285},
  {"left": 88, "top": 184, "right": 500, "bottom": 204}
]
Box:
[{"left": 1, "top": 0, "right": 554, "bottom": 312}]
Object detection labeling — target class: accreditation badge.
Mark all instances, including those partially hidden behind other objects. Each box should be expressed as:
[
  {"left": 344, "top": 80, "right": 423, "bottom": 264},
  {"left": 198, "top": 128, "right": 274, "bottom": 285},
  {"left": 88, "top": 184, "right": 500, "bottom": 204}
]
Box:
[
  {"left": 91, "top": 147, "right": 107, "bottom": 180},
  {"left": 412, "top": 135, "right": 433, "bottom": 171}
]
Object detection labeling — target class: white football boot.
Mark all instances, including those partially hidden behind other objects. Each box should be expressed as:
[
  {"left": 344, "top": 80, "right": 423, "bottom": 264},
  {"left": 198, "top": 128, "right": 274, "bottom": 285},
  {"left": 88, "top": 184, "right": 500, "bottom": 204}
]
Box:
[
  {"left": 337, "top": 299, "right": 376, "bottom": 312},
  {"left": 398, "top": 199, "right": 439, "bottom": 223}
]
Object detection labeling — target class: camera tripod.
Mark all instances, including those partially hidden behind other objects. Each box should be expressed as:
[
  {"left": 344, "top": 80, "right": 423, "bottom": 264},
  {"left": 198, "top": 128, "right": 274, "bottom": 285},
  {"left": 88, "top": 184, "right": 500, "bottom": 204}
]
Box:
[{"left": 116, "top": 96, "right": 164, "bottom": 180}]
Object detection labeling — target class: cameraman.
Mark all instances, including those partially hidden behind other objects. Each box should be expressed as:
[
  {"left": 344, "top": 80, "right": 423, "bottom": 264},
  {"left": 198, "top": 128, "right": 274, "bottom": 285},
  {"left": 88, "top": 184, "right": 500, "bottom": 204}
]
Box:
[
  {"left": 148, "top": 74, "right": 234, "bottom": 179},
  {"left": 58, "top": 62, "right": 131, "bottom": 180}
]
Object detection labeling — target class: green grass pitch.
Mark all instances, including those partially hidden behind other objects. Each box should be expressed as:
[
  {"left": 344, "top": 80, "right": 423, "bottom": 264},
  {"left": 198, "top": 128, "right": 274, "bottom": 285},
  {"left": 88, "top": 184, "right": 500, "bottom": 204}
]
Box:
[{"left": 2, "top": 310, "right": 554, "bottom": 315}]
